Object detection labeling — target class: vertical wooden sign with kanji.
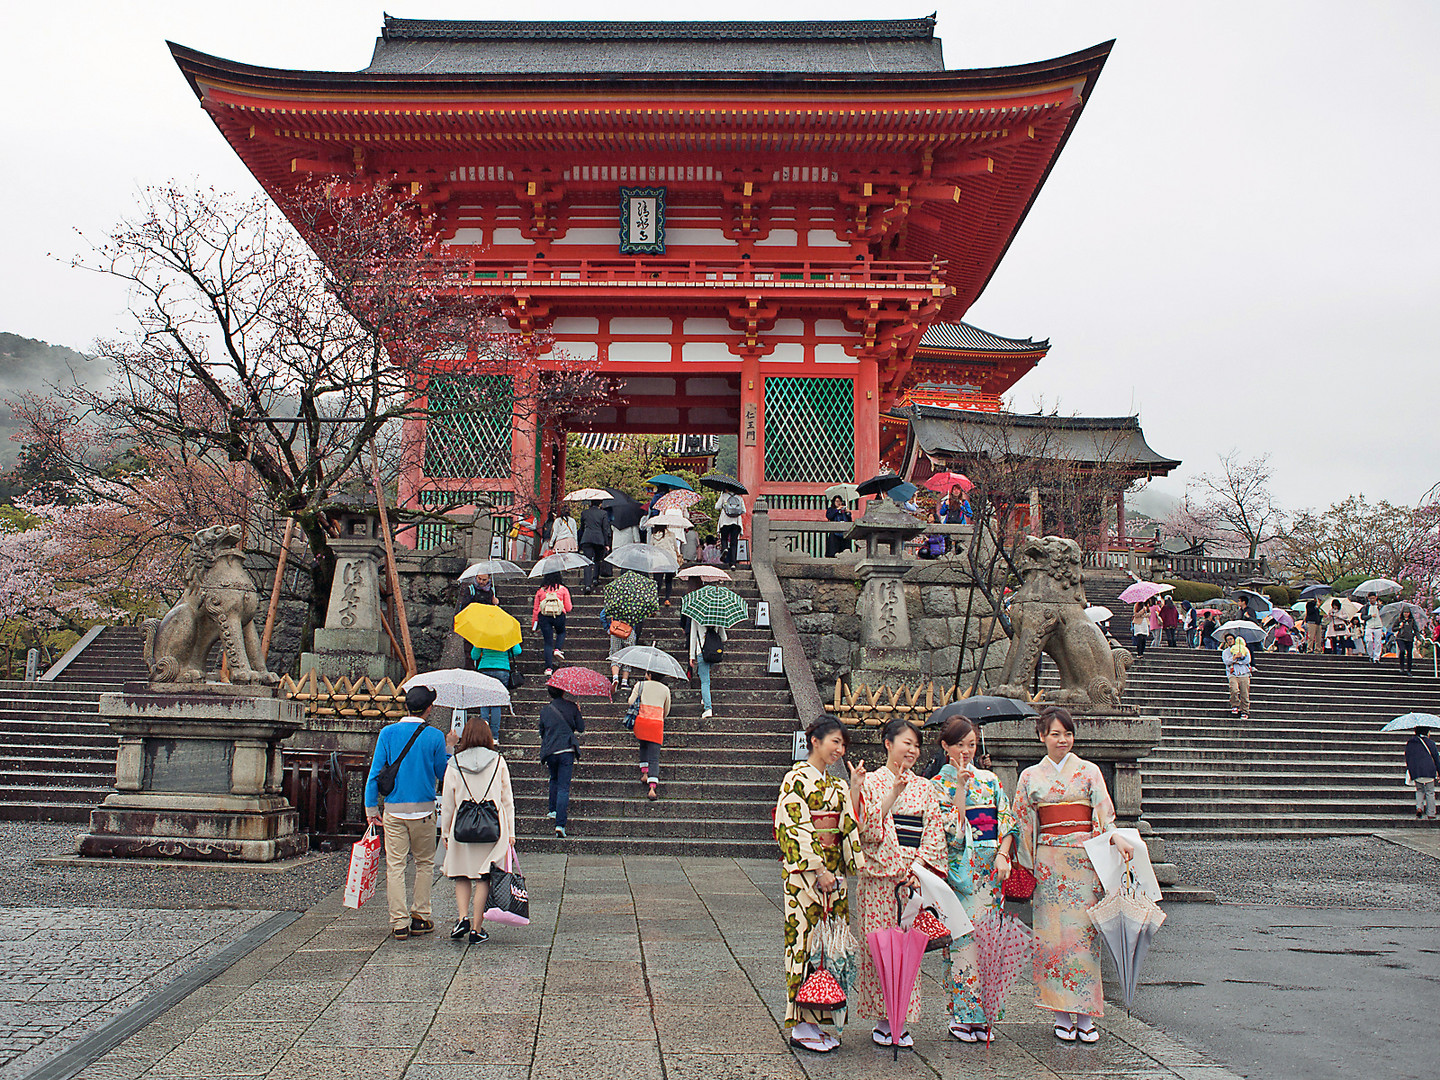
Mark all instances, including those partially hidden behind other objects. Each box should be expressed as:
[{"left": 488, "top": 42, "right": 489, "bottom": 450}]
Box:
[{"left": 619, "top": 187, "right": 666, "bottom": 254}]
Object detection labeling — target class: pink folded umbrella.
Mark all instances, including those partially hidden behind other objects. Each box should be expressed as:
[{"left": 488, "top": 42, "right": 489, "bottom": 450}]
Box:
[
  {"left": 969, "top": 906, "right": 1034, "bottom": 1026},
  {"left": 866, "top": 925, "right": 929, "bottom": 1059},
  {"left": 1118, "top": 581, "right": 1173, "bottom": 605}
]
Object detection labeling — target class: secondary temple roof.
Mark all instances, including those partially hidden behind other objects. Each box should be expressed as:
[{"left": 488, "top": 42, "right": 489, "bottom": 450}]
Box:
[{"left": 365, "top": 16, "right": 947, "bottom": 74}]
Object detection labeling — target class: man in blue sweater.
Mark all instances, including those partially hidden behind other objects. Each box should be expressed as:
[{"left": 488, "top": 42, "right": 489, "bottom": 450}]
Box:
[{"left": 365, "top": 686, "right": 450, "bottom": 939}]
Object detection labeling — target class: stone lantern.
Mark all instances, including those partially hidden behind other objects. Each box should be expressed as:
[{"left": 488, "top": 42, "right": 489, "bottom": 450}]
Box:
[
  {"left": 845, "top": 500, "right": 928, "bottom": 684},
  {"left": 298, "top": 503, "right": 404, "bottom": 683}
]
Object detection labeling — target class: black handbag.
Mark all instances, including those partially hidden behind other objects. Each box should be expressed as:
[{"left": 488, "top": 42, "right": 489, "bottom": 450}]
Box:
[{"left": 452, "top": 761, "right": 501, "bottom": 845}]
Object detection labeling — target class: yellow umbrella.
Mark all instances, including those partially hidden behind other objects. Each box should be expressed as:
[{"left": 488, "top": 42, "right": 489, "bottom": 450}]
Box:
[{"left": 453, "top": 603, "right": 522, "bottom": 651}]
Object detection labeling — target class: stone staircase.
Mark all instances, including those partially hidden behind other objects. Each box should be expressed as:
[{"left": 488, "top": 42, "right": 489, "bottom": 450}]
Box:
[
  {"left": 491, "top": 567, "right": 798, "bottom": 858},
  {"left": 0, "top": 626, "right": 148, "bottom": 822}
]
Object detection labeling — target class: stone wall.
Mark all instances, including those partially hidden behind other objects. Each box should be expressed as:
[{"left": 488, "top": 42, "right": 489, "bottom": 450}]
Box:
[{"left": 774, "top": 554, "right": 1011, "bottom": 707}]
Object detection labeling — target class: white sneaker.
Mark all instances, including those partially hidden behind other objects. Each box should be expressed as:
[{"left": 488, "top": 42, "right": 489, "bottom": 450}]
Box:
[
  {"left": 701, "top": 708, "right": 713, "bottom": 719},
  {"left": 546, "top": 811, "right": 556, "bottom": 819}
]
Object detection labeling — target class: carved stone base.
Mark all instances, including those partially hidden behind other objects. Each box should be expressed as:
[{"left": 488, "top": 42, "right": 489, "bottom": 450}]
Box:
[{"left": 76, "top": 689, "right": 305, "bottom": 863}]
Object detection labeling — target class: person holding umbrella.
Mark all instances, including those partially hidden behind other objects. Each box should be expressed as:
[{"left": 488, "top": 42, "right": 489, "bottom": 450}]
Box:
[
  {"left": 471, "top": 640, "right": 520, "bottom": 744},
  {"left": 578, "top": 499, "right": 611, "bottom": 594},
  {"left": 1404, "top": 725, "right": 1440, "bottom": 819},
  {"left": 853, "top": 718, "right": 948, "bottom": 1049},
  {"left": 1395, "top": 609, "right": 1419, "bottom": 675},
  {"left": 649, "top": 523, "right": 683, "bottom": 606},
  {"left": 1012, "top": 706, "right": 1134, "bottom": 1043},
  {"left": 1221, "top": 631, "right": 1252, "bottom": 719},
  {"left": 1304, "top": 599, "right": 1324, "bottom": 655},
  {"left": 628, "top": 671, "right": 672, "bottom": 801},
  {"left": 930, "top": 716, "right": 1019, "bottom": 1044},
  {"left": 538, "top": 682, "right": 585, "bottom": 838},
  {"left": 680, "top": 584, "right": 748, "bottom": 721},
  {"left": 825, "top": 496, "right": 853, "bottom": 558},
  {"left": 775, "top": 717, "right": 865, "bottom": 1053},
  {"left": 717, "top": 492, "right": 746, "bottom": 568},
  {"left": 1130, "top": 602, "right": 1151, "bottom": 657},
  {"left": 1361, "top": 592, "right": 1386, "bottom": 662},
  {"left": 603, "top": 571, "right": 659, "bottom": 690},
  {"left": 531, "top": 571, "right": 572, "bottom": 676}
]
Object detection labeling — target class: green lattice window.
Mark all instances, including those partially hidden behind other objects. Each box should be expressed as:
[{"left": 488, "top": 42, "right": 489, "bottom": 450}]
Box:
[
  {"left": 763, "top": 377, "right": 853, "bottom": 483},
  {"left": 424, "top": 375, "right": 514, "bottom": 479}
]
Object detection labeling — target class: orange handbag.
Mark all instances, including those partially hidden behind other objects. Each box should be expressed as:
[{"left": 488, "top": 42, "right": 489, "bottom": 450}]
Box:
[{"left": 633, "top": 703, "right": 665, "bottom": 744}]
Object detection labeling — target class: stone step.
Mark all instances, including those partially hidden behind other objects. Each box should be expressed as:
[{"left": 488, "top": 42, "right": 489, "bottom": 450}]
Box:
[
  {"left": 507, "top": 811, "right": 771, "bottom": 841},
  {"left": 514, "top": 833, "right": 777, "bottom": 858},
  {"left": 0, "top": 800, "right": 101, "bottom": 824}
]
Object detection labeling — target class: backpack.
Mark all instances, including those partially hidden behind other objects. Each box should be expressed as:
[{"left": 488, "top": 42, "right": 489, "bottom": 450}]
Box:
[
  {"left": 539, "top": 589, "right": 564, "bottom": 617},
  {"left": 701, "top": 626, "right": 725, "bottom": 665},
  {"left": 723, "top": 494, "right": 746, "bottom": 517}
]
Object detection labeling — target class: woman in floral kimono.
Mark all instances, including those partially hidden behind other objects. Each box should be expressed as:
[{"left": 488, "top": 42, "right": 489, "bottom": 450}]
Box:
[
  {"left": 775, "top": 718, "right": 864, "bottom": 1054},
  {"left": 931, "top": 716, "right": 1019, "bottom": 1043},
  {"left": 854, "top": 717, "right": 948, "bottom": 1049},
  {"left": 1012, "top": 706, "right": 1134, "bottom": 1044}
]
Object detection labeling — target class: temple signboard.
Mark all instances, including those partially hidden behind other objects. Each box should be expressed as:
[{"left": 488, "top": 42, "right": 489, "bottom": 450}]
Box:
[{"left": 619, "top": 187, "right": 666, "bottom": 254}]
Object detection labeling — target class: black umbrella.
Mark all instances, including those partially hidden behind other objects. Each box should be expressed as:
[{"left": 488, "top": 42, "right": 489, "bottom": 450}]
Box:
[
  {"left": 602, "top": 488, "right": 644, "bottom": 530},
  {"left": 925, "top": 696, "right": 1039, "bottom": 728},
  {"left": 857, "top": 472, "right": 906, "bottom": 497},
  {"left": 1299, "top": 583, "right": 1334, "bottom": 599},
  {"left": 699, "top": 472, "right": 747, "bottom": 495}
]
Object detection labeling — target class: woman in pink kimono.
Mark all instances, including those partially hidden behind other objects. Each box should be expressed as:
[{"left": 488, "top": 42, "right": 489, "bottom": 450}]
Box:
[
  {"left": 854, "top": 717, "right": 948, "bottom": 1049},
  {"left": 1011, "top": 706, "right": 1134, "bottom": 1044}
]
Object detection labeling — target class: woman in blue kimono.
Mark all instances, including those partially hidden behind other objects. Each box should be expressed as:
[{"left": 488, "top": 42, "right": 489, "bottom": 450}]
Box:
[{"left": 931, "top": 716, "right": 1019, "bottom": 1043}]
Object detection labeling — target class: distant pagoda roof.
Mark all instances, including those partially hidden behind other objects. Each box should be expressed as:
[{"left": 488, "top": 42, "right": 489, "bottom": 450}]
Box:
[
  {"left": 917, "top": 322, "right": 1049, "bottom": 354},
  {"left": 902, "top": 405, "right": 1180, "bottom": 476},
  {"left": 366, "top": 16, "right": 944, "bottom": 74}
]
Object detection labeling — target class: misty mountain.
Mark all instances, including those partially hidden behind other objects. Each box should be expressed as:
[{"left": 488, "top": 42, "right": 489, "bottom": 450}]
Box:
[{"left": 0, "top": 333, "right": 113, "bottom": 467}]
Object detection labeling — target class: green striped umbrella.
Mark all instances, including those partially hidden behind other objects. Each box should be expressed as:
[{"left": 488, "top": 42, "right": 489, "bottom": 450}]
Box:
[
  {"left": 603, "top": 571, "right": 660, "bottom": 625},
  {"left": 679, "top": 585, "right": 748, "bottom": 628}
]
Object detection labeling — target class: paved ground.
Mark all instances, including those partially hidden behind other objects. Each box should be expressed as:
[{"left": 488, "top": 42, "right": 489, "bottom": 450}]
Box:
[
  {"left": 66, "top": 854, "right": 1241, "bottom": 1080},
  {"left": 0, "top": 907, "right": 276, "bottom": 1080}
]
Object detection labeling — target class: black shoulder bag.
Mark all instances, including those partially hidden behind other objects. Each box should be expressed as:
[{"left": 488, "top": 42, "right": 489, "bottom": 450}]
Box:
[
  {"left": 375, "top": 722, "right": 428, "bottom": 799},
  {"left": 453, "top": 760, "right": 502, "bottom": 845}
]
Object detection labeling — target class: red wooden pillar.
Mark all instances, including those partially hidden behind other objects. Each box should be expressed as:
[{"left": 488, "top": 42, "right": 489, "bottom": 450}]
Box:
[
  {"left": 395, "top": 411, "right": 427, "bottom": 550},
  {"left": 737, "top": 355, "right": 763, "bottom": 528},
  {"left": 511, "top": 367, "right": 539, "bottom": 511},
  {"left": 853, "top": 358, "right": 880, "bottom": 482}
]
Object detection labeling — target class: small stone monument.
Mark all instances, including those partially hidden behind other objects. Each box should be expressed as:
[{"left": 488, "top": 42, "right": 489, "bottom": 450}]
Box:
[
  {"left": 77, "top": 525, "right": 306, "bottom": 862},
  {"left": 298, "top": 505, "right": 404, "bottom": 683},
  {"left": 846, "top": 500, "right": 928, "bottom": 684}
]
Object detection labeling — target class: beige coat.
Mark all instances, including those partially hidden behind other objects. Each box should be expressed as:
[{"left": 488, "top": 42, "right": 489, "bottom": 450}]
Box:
[{"left": 440, "top": 747, "right": 514, "bottom": 880}]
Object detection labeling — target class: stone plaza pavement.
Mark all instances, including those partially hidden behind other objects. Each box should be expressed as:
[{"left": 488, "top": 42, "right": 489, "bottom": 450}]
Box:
[{"left": 68, "top": 855, "right": 1239, "bottom": 1080}]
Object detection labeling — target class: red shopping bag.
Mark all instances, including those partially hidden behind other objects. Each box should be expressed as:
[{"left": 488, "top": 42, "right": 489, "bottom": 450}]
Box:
[{"left": 343, "top": 825, "right": 382, "bottom": 910}]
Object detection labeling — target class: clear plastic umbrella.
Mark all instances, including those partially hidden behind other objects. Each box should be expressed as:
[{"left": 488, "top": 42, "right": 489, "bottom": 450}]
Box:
[
  {"left": 606, "top": 545, "right": 679, "bottom": 574},
  {"left": 458, "top": 559, "right": 524, "bottom": 582},
  {"left": 610, "top": 645, "right": 687, "bottom": 679},
  {"left": 1351, "top": 578, "right": 1403, "bottom": 597},
  {"left": 1381, "top": 602, "right": 1426, "bottom": 630},
  {"left": 528, "top": 552, "right": 592, "bottom": 577}
]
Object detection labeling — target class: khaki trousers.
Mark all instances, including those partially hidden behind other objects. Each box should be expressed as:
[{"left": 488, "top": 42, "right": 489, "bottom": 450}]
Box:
[
  {"left": 1305, "top": 623, "right": 1322, "bottom": 653},
  {"left": 383, "top": 812, "right": 437, "bottom": 929},
  {"left": 1228, "top": 674, "right": 1251, "bottom": 715}
]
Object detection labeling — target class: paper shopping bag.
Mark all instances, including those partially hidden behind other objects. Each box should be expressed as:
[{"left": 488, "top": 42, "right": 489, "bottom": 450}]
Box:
[
  {"left": 343, "top": 826, "right": 382, "bottom": 910},
  {"left": 484, "top": 847, "right": 530, "bottom": 926}
]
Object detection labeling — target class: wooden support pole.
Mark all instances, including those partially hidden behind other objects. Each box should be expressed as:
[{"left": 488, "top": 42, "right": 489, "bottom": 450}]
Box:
[
  {"left": 371, "top": 442, "right": 417, "bottom": 678},
  {"left": 260, "top": 517, "right": 297, "bottom": 662}
]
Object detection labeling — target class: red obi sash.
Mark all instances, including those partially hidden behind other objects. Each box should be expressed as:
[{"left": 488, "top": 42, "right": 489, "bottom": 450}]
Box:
[
  {"left": 1037, "top": 801, "right": 1092, "bottom": 836},
  {"left": 811, "top": 811, "right": 842, "bottom": 849}
]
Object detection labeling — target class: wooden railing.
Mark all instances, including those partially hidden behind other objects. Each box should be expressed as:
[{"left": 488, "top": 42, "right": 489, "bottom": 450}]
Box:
[
  {"left": 765, "top": 517, "right": 975, "bottom": 560},
  {"left": 281, "top": 750, "right": 371, "bottom": 841},
  {"left": 427, "top": 256, "right": 947, "bottom": 290}
]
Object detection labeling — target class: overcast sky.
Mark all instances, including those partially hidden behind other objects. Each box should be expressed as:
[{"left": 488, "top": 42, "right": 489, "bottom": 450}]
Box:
[{"left": 2, "top": 1, "right": 1435, "bottom": 513}]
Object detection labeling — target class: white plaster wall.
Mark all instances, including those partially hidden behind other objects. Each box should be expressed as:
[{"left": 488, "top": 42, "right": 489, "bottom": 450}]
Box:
[
  {"left": 610, "top": 342, "right": 674, "bottom": 363},
  {"left": 610, "top": 317, "right": 674, "bottom": 336},
  {"left": 813, "top": 343, "right": 856, "bottom": 365}
]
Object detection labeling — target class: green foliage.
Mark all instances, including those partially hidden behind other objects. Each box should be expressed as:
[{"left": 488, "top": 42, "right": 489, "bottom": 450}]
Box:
[
  {"left": 1262, "top": 585, "right": 1297, "bottom": 606},
  {"left": 1329, "top": 572, "right": 1370, "bottom": 595},
  {"left": 563, "top": 435, "right": 722, "bottom": 536},
  {"left": 1157, "top": 578, "right": 1225, "bottom": 604}
]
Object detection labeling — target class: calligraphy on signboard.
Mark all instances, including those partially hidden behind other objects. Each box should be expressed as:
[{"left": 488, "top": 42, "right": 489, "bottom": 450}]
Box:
[
  {"left": 742, "top": 402, "right": 758, "bottom": 447},
  {"left": 619, "top": 186, "right": 666, "bottom": 254}
]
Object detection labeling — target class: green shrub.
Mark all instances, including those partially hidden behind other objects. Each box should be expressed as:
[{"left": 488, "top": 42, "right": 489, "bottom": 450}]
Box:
[
  {"left": 1157, "top": 579, "right": 1225, "bottom": 604},
  {"left": 1263, "top": 585, "right": 1297, "bottom": 606}
]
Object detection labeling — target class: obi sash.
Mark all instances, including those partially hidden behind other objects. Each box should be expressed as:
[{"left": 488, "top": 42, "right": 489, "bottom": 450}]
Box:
[
  {"left": 893, "top": 813, "right": 924, "bottom": 850},
  {"left": 1037, "top": 801, "right": 1092, "bottom": 837},
  {"left": 964, "top": 805, "right": 1000, "bottom": 843},
  {"left": 811, "top": 811, "right": 842, "bottom": 849}
]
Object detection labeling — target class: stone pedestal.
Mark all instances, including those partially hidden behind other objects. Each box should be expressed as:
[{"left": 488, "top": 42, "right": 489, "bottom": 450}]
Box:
[
  {"left": 978, "top": 712, "right": 1179, "bottom": 887},
  {"left": 298, "top": 508, "right": 404, "bottom": 683},
  {"left": 77, "top": 686, "right": 307, "bottom": 862},
  {"left": 848, "top": 500, "right": 929, "bottom": 686}
]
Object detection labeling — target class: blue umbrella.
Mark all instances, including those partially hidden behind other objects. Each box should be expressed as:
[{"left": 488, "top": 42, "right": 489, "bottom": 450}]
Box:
[
  {"left": 1380, "top": 713, "right": 1440, "bottom": 733},
  {"left": 884, "top": 482, "right": 918, "bottom": 504},
  {"left": 647, "top": 474, "right": 693, "bottom": 491}
]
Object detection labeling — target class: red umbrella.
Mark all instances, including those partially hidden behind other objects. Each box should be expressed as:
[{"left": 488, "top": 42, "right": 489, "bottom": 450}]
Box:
[
  {"left": 546, "top": 667, "right": 613, "bottom": 698},
  {"left": 969, "top": 906, "right": 1033, "bottom": 1026},
  {"left": 866, "top": 925, "right": 929, "bottom": 1059},
  {"left": 923, "top": 471, "right": 973, "bottom": 494}
]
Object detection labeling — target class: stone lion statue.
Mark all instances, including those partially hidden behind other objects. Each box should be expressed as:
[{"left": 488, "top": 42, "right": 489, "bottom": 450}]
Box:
[
  {"left": 994, "top": 535, "right": 1133, "bottom": 707},
  {"left": 143, "top": 524, "right": 279, "bottom": 686}
]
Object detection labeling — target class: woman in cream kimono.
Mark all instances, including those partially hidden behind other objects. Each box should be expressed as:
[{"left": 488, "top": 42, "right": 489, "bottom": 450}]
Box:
[
  {"left": 1012, "top": 706, "right": 1134, "bottom": 1044},
  {"left": 775, "top": 718, "right": 864, "bottom": 1053}
]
